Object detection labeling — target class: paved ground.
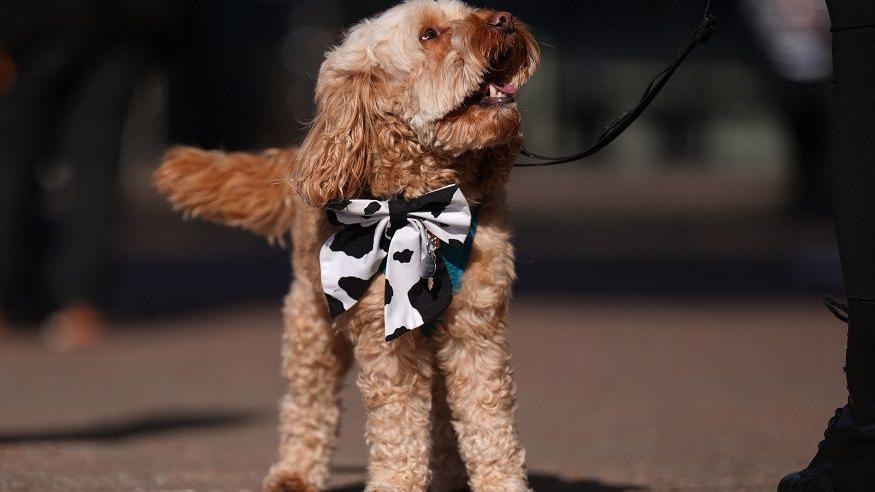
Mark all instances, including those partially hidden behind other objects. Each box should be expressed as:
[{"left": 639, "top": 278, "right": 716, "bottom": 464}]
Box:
[{"left": 0, "top": 297, "right": 849, "bottom": 491}]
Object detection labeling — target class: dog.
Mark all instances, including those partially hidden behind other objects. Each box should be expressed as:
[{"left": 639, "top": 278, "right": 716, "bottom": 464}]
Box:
[{"left": 153, "top": 1, "right": 540, "bottom": 490}]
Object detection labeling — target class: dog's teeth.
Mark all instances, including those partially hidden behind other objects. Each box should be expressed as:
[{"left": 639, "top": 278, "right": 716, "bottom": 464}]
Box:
[{"left": 489, "top": 84, "right": 499, "bottom": 97}]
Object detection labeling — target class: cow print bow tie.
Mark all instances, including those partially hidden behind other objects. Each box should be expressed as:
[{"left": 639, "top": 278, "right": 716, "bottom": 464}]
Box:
[{"left": 320, "top": 185, "right": 472, "bottom": 341}]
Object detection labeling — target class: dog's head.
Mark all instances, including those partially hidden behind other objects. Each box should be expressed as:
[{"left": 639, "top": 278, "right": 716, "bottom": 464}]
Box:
[{"left": 293, "top": 0, "right": 540, "bottom": 207}]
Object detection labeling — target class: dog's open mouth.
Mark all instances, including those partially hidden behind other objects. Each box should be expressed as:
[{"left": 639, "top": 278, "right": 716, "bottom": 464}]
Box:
[
  {"left": 464, "top": 54, "right": 519, "bottom": 107},
  {"left": 470, "top": 81, "right": 517, "bottom": 106},
  {"left": 449, "top": 55, "right": 522, "bottom": 116}
]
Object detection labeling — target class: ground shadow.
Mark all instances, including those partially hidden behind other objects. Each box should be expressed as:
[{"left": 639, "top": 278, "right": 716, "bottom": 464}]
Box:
[
  {"left": 326, "top": 473, "right": 647, "bottom": 492},
  {"left": 0, "top": 409, "right": 261, "bottom": 444},
  {"left": 528, "top": 474, "right": 647, "bottom": 491}
]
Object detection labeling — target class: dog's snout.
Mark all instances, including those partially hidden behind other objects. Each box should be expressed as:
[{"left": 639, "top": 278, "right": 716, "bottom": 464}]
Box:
[{"left": 487, "top": 11, "right": 515, "bottom": 34}]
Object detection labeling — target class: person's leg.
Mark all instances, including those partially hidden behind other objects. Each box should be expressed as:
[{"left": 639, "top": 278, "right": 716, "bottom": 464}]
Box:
[
  {"left": 782, "top": 81, "right": 831, "bottom": 217},
  {"left": 45, "top": 43, "right": 144, "bottom": 309},
  {"left": 779, "top": 1, "right": 875, "bottom": 490},
  {"left": 0, "top": 40, "right": 84, "bottom": 319},
  {"left": 38, "top": 43, "right": 145, "bottom": 350},
  {"left": 831, "top": 12, "right": 875, "bottom": 424}
]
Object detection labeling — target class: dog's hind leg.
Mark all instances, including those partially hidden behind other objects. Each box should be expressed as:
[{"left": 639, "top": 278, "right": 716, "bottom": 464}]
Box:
[
  {"left": 429, "top": 369, "right": 469, "bottom": 492},
  {"left": 264, "top": 279, "right": 352, "bottom": 492},
  {"left": 347, "top": 289, "right": 435, "bottom": 492}
]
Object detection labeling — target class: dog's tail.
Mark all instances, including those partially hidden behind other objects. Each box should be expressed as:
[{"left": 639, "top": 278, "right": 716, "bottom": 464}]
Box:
[{"left": 152, "top": 146, "right": 297, "bottom": 244}]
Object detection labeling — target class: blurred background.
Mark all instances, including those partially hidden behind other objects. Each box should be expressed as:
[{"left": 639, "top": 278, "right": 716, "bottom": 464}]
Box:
[{"left": 0, "top": 1, "right": 848, "bottom": 491}]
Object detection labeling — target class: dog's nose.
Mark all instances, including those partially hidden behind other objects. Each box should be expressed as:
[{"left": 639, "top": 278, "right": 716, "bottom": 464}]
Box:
[{"left": 487, "top": 11, "right": 515, "bottom": 34}]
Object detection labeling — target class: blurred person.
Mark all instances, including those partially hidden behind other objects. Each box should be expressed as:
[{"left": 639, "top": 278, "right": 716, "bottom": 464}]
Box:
[
  {"left": 168, "top": 0, "right": 279, "bottom": 152},
  {"left": 0, "top": 1, "right": 167, "bottom": 350},
  {"left": 745, "top": 0, "right": 833, "bottom": 217},
  {"left": 778, "top": 1, "right": 875, "bottom": 490}
]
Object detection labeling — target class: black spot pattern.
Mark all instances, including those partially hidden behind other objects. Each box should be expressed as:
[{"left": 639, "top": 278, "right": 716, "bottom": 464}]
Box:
[
  {"left": 363, "top": 201, "right": 381, "bottom": 216},
  {"left": 421, "top": 322, "right": 438, "bottom": 337},
  {"left": 321, "top": 185, "right": 469, "bottom": 342},
  {"left": 338, "top": 276, "right": 370, "bottom": 301},
  {"left": 327, "top": 200, "right": 351, "bottom": 211},
  {"left": 386, "top": 326, "right": 409, "bottom": 341},
  {"left": 329, "top": 222, "right": 379, "bottom": 259},
  {"left": 392, "top": 249, "right": 414, "bottom": 263},
  {"left": 407, "top": 259, "right": 450, "bottom": 326},
  {"left": 327, "top": 209, "right": 341, "bottom": 226},
  {"left": 325, "top": 294, "right": 345, "bottom": 318},
  {"left": 418, "top": 186, "right": 456, "bottom": 218},
  {"left": 384, "top": 279, "right": 393, "bottom": 304}
]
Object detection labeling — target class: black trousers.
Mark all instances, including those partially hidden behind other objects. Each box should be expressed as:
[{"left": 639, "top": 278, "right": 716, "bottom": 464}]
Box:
[
  {"left": 0, "top": 37, "right": 143, "bottom": 313},
  {"left": 826, "top": 0, "right": 875, "bottom": 301}
]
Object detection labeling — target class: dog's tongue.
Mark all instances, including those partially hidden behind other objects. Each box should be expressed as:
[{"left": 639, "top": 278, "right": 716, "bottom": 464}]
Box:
[
  {"left": 498, "top": 83, "right": 517, "bottom": 95},
  {"left": 480, "top": 83, "right": 518, "bottom": 96}
]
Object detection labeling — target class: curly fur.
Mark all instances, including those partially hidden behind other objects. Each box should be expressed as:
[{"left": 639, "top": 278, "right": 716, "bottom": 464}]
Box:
[{"left": 153, "top": 1, "right": 540, "bottom": 491}]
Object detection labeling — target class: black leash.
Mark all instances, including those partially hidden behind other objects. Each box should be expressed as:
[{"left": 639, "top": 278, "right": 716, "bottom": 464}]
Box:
[
  {"left": 824, "top": 296, "right": 850, "bottom": 323},
  {"left": 515, "top": 0, "right": 718, "bottom": 167}
]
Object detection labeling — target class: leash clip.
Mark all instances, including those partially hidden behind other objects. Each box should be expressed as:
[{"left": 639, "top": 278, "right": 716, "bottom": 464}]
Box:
[{"left": 696, "top": 14, "right": 718, "bottom": 44}]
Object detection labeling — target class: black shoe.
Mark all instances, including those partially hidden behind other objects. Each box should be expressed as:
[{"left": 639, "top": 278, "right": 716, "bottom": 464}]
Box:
[
  {"left": 778, "top": 299, "right": 875, "bottom": 491},
  {"left": 778, "top": 405, "right": 875, "bottom": 491}
]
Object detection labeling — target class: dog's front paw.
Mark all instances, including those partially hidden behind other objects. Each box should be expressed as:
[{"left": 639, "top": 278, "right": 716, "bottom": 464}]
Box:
[{"left": 263, "top": 465, "right": 319, "bottom": 492}]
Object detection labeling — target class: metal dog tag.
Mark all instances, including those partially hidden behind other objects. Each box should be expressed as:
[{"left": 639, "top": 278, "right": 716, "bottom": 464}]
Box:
[
  {"left": 423, "top": 253, "right": 437, "bottom": 279},
  {"left": 423, "top": 233, "right": 439, "bottom": 290}
]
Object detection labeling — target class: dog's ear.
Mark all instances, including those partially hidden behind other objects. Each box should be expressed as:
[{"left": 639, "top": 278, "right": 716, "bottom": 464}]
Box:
[{"left": 293, "top": 68, "right": 385, "bottom": 207}]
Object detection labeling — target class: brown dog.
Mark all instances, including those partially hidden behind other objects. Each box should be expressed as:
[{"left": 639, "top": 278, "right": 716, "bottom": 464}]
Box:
[{"left": 154, "top": 1, "right": 540, "bottom": 490}]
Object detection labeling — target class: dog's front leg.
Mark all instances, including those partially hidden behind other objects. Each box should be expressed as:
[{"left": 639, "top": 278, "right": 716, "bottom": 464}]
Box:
[
  {"left": 435, "top": 198, "right": 530, "bottom": 492},
  {"left": 265, "top": 280, "right": 352, "bottom": 492},
  {"left": 347, "top": 286, "right": 435, "bottom": 492},
  {"left": 429, "top": 369, "right": 468, "bottom": 492}
]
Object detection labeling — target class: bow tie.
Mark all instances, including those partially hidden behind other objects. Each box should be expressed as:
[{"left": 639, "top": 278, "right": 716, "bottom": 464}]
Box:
[{"left": 320, "top": 185, "right": 472, "bottom": 341}]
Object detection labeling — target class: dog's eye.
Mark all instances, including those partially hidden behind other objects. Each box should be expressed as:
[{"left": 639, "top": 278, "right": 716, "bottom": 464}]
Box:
[{"left": 420, "top": 28, "right": 438, "bottom": 42}]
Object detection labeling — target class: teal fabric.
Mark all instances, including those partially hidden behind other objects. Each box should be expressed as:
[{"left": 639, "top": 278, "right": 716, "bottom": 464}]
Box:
[
  {"left": 443, "top": 213, "right": 477, "bottom": 293},
  {"left": 422, "top": 211, "right": 476, "bottom": 336}
]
